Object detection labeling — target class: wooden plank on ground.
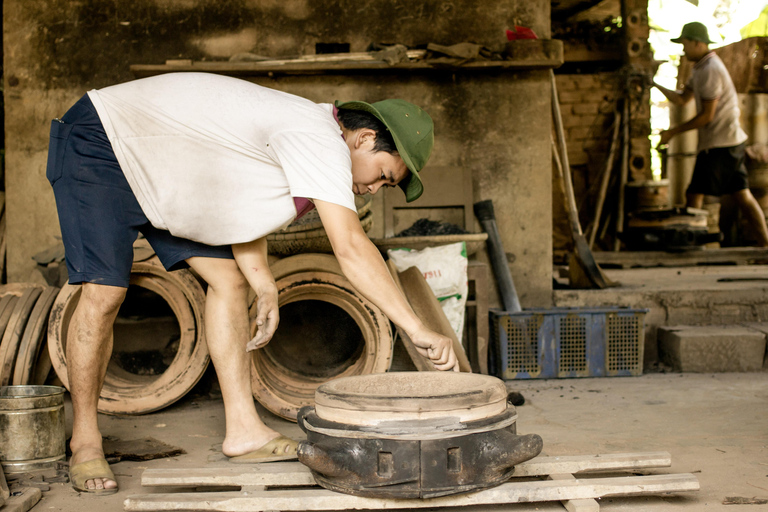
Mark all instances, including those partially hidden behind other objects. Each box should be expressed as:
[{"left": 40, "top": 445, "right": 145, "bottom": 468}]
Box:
[
  {"left": 141, "top": 452, "right": 672, "bottom": 487},
  {"left": 549, "top": 473, "right": 599, "bottom": 512},
  {"left": 142, "top": 462, "right": 315, "bottom": 488},
  {"left": 1, "top": 486, "right": 41, "bottom": 512},
  {"left": 511, "top": 451, "right": 671, "bottom": 477},
  {"left": 124, "top": 473, "right": 699, "bottom": 511}
]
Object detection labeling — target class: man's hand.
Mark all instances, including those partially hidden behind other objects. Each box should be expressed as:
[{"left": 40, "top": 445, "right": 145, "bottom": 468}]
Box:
[
  {"left": 408, "top": 325, "right": 460, "bottom": 371},
  {"left": 658, "top": 129, "right": 674, "bottom": 147},
  {"left": 246, "top": 284, "right": 279, "bottom": 352},
  {"left": 232, "top": 238, "right": 280, "bottom": 352}
]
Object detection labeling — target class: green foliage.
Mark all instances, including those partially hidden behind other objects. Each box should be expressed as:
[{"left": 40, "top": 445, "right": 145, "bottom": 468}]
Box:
[{"left": 741, "top": 6, "right": 768, "bottom": 38}]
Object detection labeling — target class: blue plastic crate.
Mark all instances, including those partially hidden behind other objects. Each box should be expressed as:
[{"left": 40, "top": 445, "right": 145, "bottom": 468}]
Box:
[{"left": 490, "top": 307, "right": 648, "bottom": 379}]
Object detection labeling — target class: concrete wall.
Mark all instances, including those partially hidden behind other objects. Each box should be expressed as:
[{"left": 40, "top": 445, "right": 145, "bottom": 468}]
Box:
[{"left": 4, "top": 0, "right": 553, "bottom": 307}]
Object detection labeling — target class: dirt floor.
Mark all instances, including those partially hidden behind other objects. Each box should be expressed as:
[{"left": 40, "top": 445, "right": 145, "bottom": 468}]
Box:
[{"left": 8, "top": 370, "right": 766, "bottom": 512}]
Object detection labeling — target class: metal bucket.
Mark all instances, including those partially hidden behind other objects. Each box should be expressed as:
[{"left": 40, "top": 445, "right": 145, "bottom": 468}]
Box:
[{"left": 0, "top": 385, "right": 66, "bottom": 473}]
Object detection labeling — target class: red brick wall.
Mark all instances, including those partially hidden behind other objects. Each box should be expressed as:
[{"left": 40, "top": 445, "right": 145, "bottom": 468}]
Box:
[{"left": 553, "top": 72, "right": 623, "bottom": 253}]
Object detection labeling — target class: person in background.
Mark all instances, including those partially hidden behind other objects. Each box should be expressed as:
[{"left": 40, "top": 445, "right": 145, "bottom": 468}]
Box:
[{"left": 654, "top": 21, "right": 768, "bottom": 247}]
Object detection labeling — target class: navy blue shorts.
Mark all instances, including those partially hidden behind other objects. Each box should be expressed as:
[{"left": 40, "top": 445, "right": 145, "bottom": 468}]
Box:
[
  {"left": 47, "top": 94, "right": 234, "bottom": 288},
  {"left": 687, "top": 143, "right": 749, "bottom": 197}
]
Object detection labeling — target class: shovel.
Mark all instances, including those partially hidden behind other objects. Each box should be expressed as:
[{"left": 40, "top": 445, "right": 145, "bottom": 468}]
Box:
[{"left": 550, "top": 70, "right": 616, "bottom": 289}]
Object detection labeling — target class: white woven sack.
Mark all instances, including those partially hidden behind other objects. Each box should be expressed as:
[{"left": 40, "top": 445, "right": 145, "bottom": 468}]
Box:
[{"left": 387, "top": 242, "right": 468, "bottom": 343}]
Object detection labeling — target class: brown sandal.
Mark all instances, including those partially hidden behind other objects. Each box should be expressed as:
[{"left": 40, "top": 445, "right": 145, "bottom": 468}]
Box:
[
  {"left": 69, "top": 458, "right": 118, "bottom": 495},
  {"left": 228, "top": 435, "right": 299, "bottom": 464}
]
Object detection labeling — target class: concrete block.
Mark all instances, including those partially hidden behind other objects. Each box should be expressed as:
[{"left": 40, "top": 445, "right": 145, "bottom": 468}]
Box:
[
  {"left": 740, "top": 323, "right": 768, "bottom": 369},
  {"left": 658, "top": 325, "right": 767, "bottom": 373}
]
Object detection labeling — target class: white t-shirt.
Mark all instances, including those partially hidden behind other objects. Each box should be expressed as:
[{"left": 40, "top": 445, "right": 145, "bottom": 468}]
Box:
[
  {"left": 88, "top": 73, "right": 356, "bottom": 245},
  {"left": 686, "top": 52, "right": 748, "bottom": 152}
]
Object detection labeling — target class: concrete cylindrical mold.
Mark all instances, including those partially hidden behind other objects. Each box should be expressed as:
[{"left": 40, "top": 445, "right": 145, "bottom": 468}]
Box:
[
  {"left": 668, "top": 101, "right": 698, "bottom": 206},
  {"left": 47, "top": 260, "right": 210, "bottom": 415},
  {"left": 0, "top": 385, "right": 66, "bottom": 474},
  {"left": 626, "top": 179, "right": 671, "bottom": 211},
  {"left": 249, "top": 269, "right": 393, "bottom": 422},
  {"left": 740, "top": 93, "right": 768, "bottom": 146}
]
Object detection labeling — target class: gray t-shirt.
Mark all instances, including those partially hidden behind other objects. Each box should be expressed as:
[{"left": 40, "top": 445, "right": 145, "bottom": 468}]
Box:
[{"left": 685, "top": 52, "right": 747, "bottom": 152}]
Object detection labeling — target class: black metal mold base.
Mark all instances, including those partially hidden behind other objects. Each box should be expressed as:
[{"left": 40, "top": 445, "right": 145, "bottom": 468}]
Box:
[{"left": 296, "top": 405, "right": 543, "bottom": 499}]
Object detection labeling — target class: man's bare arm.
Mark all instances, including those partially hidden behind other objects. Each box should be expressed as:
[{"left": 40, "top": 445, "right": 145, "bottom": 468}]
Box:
[
  {"left": 653, "top": 81, "right": 694, "bottom": 106},
  {"left": 659, "top": 98, "right": 717, "bottom": 146},
  {"left": 232, "top": 237, "right": 279, "bottom": 351},
  {"left": 314, "top": 199, "right": 459, "bottom": 371}
]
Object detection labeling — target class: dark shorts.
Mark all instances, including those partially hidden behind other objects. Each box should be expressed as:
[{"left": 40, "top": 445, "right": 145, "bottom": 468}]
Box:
[
  {"left": 686, "top": 143, "right": 749, "bottom": 197},
  {"left": 47, "top": 94, "right": 233, "bottom": 288}
]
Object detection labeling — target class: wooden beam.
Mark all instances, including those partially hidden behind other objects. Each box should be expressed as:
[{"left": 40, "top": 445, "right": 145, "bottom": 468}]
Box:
[
  {"left": 510, "top": 451, "right": 671, "bottom": 477},
  {"left": 549, "top": 473, "right": 600, "bottom": 512},
  {"left": 125, "top": 473, "right": 699, "bottom": 511},
  {"left": 140, "top": 452, "right": 672, "bottom": 487}
]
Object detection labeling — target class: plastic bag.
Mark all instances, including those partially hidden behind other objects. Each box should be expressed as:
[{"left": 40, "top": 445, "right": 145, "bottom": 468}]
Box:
[{"left": 387, "top": 242, "right": 468, "bottom": 342}]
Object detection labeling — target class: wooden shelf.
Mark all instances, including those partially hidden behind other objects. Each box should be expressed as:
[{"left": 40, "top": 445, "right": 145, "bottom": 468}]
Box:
[{"left": 131, "top": 40, "right": 563, "bottom": 78}]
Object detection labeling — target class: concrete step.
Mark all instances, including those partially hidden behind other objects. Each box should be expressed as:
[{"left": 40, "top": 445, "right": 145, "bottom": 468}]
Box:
[
  {"left": 658, "top": 325, "right": 768, "bottom": 373},
  {"left": 552, "top": 266, "right": 768, "bottom": 369}
]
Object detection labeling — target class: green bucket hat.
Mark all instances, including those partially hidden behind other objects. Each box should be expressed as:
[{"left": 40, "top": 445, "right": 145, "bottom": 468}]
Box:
[
  {"left": 671, "top": 22, "right": 714, "bottom": 44},
  {"left": 335, "top": 98, "right": 434, "bottom": 202}
]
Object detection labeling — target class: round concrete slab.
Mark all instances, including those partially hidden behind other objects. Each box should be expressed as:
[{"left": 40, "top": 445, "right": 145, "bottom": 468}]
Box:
[{"left": 314, "top": 372, "right": 508, "bottom": 425}]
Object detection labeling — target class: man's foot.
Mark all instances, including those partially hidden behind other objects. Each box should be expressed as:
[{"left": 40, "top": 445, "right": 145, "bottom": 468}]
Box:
[
  {"left": 69, "top": 445, "right": 118, "bottom": 493},
  {"left": 222, "top": 427, "right": 297, "bottom": 456},
  {"left": 228, "top": 435, "right": 299, "bottom": 464}
]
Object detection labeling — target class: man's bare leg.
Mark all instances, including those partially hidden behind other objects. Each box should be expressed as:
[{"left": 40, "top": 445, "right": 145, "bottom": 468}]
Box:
[
  {"left": 186, "top": 257, "right": 291, "bottom": 457},
  {"left": 68, "top": 283, "right": 126, "bottom": 491},
  {"left": 733, "top": 189, "right": 768, "bottom": 247}
]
